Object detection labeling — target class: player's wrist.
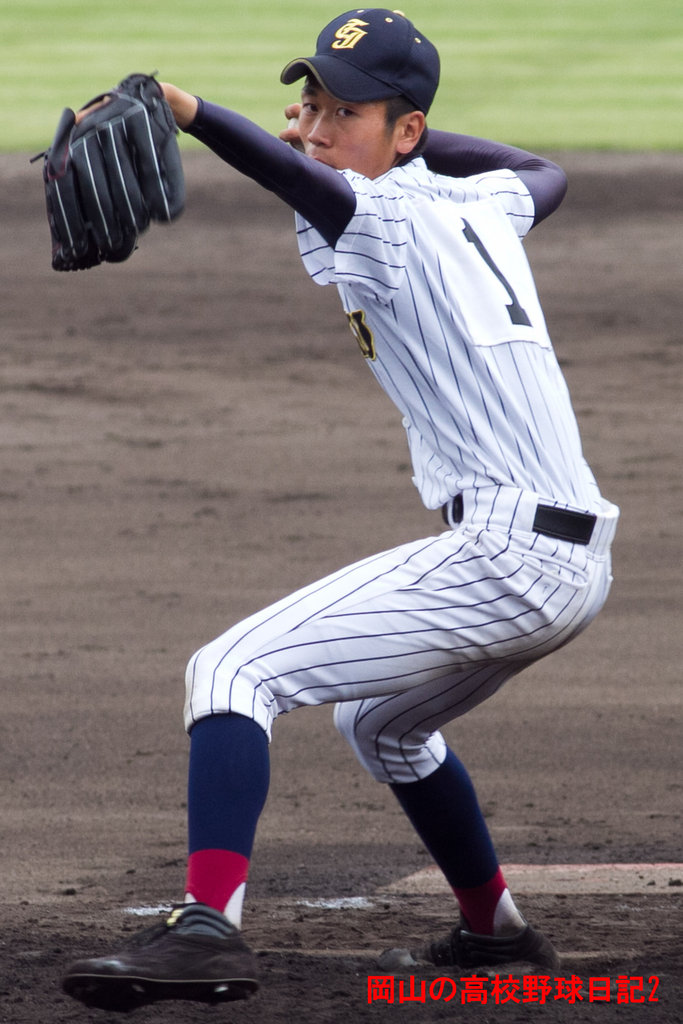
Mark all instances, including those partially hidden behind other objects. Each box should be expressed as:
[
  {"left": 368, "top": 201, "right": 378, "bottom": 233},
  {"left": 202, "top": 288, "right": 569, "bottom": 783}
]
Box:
[{"left": 159, "top": 83, "right": 198, "bottom": 130}]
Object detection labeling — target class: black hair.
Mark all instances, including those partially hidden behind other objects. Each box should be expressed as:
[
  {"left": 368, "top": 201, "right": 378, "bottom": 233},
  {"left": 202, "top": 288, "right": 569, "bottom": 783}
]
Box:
[
  {"left": 384, "top": 94, "right": 418, "bottom": 127},
  {"left": 385, "top": 94, "right": 428, "bottom": 161}
]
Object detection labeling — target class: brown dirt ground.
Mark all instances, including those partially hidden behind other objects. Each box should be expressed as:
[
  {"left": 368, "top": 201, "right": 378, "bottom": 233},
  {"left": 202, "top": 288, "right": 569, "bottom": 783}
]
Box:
[{"left": 1, "top": 149, "right": 681, "bottom": 1023}]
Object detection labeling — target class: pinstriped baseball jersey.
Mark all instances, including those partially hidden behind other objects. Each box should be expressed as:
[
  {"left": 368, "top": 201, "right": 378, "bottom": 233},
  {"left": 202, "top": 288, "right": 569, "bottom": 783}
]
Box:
[{"left": 295, "top": 160, "right": 602, "bottom": 513}]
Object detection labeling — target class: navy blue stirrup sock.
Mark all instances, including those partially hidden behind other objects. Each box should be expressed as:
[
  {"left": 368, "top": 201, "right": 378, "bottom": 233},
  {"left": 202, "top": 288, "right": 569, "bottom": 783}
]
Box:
[
  {"left": 187, "top": 712, "right": 270, "bottom": 857},
  {"left": 390, "top": 747, "right": 499, "bottom": 889}
]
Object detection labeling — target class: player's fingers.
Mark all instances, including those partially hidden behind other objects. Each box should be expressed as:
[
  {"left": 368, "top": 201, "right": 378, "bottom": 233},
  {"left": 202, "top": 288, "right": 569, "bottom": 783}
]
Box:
[
  {"left": 75, "top": 96, "right": 112, "bottom": 125},
  {"left": 283, "top": 102, "right": 301, "bottom": 120},
  {"left": 279, "top": 117, "right": 304, "bottom": 151},
  {"left": 277, "top": 121, "right": 297, "bottom": 141}
]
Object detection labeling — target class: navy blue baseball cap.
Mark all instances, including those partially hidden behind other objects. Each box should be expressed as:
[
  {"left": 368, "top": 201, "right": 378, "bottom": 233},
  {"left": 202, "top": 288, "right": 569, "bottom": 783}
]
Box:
[{"left": 280, "top": 9, "right": 440, "bottom": 114}]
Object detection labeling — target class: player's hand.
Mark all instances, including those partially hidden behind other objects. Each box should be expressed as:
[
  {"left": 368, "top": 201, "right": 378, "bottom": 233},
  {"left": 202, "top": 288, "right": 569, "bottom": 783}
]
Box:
[
  {"left": 74, "top": 95, "right": 111, "bottom": 125},
  {"left": 279, "top": 103, "right": 304, "bottom": 151},
  {"left": 158, "top": 83, "right": 198, "bottom": 130}
]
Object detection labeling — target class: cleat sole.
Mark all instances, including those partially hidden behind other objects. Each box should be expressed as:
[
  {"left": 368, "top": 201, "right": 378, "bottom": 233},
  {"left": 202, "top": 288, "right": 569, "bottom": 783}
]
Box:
[{"left": 62, "top": 972, "right": 258, "bottom": 1011}]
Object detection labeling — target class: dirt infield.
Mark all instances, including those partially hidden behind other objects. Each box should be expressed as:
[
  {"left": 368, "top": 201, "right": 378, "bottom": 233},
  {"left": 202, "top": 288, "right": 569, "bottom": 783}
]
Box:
[{"left": 1, "top": 149, "right": 681, "bottom": 1022}]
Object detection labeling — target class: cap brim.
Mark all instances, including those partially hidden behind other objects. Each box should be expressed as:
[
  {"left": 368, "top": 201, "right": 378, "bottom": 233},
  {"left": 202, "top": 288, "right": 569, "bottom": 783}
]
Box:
[{"left": 280, "top": 55, "right": 401, "bottom": 104}]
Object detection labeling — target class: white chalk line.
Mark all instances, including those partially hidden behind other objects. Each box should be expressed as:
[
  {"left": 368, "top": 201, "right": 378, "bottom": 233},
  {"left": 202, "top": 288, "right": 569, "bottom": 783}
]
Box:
[{"left": 123, "top": 863, "right": 683, "bottom": 918}]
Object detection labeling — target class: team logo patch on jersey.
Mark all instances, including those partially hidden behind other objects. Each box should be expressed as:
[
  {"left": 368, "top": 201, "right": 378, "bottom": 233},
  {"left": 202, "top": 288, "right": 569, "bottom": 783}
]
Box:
[
  {"left": 332, "top": 18, "right": 369, "bottom": 49},
  {"left": 346, "top": 309, "right": 375, "bottom": 360}
]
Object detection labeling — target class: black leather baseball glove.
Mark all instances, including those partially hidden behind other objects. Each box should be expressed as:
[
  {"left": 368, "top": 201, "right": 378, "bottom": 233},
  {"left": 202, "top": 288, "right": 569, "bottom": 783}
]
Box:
[{"left": 36, "top": 73, "right": 185, "bottom": 271}]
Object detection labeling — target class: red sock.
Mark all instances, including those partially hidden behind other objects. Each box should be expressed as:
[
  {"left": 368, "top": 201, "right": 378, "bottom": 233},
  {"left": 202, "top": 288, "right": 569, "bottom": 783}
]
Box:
[
  {"left": 453, "top": 866, "right": 509, "bottom": 934},
  {"left": 185, "top": 849, "right": 249, "bottom": 925}
]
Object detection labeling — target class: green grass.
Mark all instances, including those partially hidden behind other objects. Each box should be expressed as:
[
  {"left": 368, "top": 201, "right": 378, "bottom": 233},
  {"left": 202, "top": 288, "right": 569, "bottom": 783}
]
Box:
[{"left": 3, "top": 0, "right": 681, "bottom": 152}]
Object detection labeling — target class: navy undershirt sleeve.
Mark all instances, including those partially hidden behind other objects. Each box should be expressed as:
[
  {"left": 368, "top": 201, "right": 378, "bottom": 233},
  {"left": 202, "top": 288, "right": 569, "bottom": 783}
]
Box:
[
  {"left": 423, "top": 130, "right": 568, "bottom": 224},
  {"left": 185, "top": 99, "right": 567, "bottom": 248}
]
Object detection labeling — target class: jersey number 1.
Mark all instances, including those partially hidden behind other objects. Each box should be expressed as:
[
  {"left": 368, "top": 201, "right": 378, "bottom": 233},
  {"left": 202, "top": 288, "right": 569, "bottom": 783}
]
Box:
[{"left": 462, "top": 219, "right": 532, "bottom": 327}]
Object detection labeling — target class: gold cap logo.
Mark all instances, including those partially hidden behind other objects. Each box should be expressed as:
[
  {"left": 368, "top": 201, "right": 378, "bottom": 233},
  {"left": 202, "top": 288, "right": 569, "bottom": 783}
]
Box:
[{"left": 331, "top": 18, "right": 369, "bottom": 49}]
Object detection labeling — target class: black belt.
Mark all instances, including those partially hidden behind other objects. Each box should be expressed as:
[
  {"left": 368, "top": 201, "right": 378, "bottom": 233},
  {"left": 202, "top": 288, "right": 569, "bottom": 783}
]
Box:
[{"left": 442, "top": 495, "right": 596, "bottom": 545}]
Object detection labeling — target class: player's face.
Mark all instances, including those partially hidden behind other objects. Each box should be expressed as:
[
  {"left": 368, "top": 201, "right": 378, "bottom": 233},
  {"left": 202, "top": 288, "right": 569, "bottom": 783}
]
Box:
[{"left": 298, "top": 84, "right": 419, "bottom": 179}]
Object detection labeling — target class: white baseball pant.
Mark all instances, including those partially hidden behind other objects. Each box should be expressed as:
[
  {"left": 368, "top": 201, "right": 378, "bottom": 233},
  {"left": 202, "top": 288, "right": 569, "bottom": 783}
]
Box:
[{"left": 184, "top": 487, "right": 618, "bottom": 784}]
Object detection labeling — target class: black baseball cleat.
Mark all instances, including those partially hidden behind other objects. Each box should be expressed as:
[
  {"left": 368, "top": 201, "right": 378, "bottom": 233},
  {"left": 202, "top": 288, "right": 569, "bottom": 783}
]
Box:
[
  {"left": 61, "top": 903, "right": 259, "bottom": 1012},
  {"left": 379, "top": 916, "right": 560, "bottom": 974},
  {"left": 419, "top": 916, "right": 560, "bottom": 971}
]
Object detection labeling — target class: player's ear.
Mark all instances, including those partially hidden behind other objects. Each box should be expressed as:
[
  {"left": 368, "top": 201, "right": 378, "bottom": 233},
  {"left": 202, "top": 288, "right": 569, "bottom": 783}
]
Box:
[{"left": 395, "top": 110, "right": 426, "bottom": 156}]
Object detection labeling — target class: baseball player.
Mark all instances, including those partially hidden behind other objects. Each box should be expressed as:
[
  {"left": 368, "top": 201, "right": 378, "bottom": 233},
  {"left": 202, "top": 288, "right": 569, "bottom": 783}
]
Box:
[{"left": 62, "top": 9, "right": 619, "bottom": 1011}]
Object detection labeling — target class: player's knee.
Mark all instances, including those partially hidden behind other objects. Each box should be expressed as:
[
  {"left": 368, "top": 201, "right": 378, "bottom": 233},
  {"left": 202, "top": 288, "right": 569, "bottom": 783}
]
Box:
[
  {"left": 333, "top": 702, "right": 359, "bottom": 744},
  {"left": 333, "top": 703, "right": 388, "bottom": 779},
  {"left": 334, "top": 701, "right": 448, "bottom": 784},
  {"left": 334, "top": 701, "right": 393, "bottom": 759},
  {"left": 333, "top": 703, "right": 369, "bottom": 760},
  {"left": 334, "top": 701, "right": 389, "bottom": 752},
  {"left": 184, "top": 644, "right": 274, "bottom": 738}
]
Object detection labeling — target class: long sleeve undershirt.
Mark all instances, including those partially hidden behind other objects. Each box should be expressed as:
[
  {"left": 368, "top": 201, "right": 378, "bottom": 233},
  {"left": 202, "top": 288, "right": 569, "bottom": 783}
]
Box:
[{"left": 187, "top": 98, "right": 567, "bottom": 249}]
